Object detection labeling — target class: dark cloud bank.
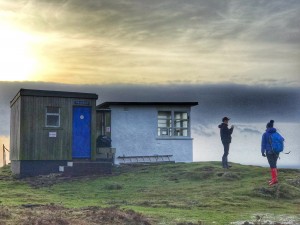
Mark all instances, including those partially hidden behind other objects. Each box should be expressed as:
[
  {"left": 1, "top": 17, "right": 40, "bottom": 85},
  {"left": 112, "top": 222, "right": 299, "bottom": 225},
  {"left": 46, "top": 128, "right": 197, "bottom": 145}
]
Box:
[{"left": 0, "top": 81, "right": 299, "bottom": 136}]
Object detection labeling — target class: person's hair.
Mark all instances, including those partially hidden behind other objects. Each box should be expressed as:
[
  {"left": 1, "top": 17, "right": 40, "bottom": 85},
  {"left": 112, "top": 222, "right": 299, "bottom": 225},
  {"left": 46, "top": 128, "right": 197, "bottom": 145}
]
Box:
[{"left": 266, "top": 120, "right": 274, "bottom": 128}]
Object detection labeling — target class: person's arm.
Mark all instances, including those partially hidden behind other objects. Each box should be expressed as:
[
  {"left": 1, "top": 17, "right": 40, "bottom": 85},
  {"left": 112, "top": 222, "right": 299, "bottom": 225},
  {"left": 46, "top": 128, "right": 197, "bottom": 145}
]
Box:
[
  {"left": 229, "top": 126, "right": 234, "bottom": 135},
  {"left": 224, "top": 126, "right": 233, "bottom": 136}
]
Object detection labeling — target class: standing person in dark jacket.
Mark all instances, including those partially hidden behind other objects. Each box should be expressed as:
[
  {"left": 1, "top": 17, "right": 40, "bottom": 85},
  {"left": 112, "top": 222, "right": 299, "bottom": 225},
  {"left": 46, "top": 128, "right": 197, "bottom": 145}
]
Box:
[
  {"left": 261, "top": 120, "right": 281, "bottom": 186},
  {"left": 218, "top": 117, "right": 234, "bottom": 169}
]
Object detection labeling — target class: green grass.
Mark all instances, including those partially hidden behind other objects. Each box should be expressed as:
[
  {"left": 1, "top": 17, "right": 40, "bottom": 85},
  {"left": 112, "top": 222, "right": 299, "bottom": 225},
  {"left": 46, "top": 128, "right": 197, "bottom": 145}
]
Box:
[{"left": 0, "top": 162, "right": 299, "bottom": 224}]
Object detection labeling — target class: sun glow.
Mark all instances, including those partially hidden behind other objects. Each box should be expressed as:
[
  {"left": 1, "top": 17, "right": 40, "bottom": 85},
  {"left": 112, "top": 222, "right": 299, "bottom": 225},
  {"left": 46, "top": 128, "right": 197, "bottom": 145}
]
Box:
[{"left": 0, "top": 23, "right": 38, "bottom": 81}]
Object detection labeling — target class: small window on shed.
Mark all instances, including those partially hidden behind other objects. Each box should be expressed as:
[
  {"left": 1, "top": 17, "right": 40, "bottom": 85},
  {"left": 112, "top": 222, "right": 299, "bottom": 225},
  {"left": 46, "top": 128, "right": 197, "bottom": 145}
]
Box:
[{"left": 46, "top": 107, "right": 60, "bottom": 127}]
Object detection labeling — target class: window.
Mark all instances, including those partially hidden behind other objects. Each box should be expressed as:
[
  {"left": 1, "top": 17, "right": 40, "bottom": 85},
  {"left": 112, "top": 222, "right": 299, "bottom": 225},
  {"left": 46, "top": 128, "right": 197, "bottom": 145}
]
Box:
[
  {"left": 46, "top": 107, "right": 60, "bottom": 127},
  {"left": 157, "top": 110, "right": 190, "bottom": 137},
  {"left": 158, "top": 111, "right": 172, "bottom": 136},
  {"left": 174, "top": 112, "right": 189, "bottom": 137}
]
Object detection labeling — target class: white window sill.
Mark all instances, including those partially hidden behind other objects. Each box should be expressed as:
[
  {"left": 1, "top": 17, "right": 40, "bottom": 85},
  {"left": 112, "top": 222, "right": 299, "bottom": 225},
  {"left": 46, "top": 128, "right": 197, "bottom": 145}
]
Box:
[
  {"left": 43, "top": 127, "right": 63, "bottom": 130},
  {"left": 156, "top": 137, "right": 193, "bottom": 140}
]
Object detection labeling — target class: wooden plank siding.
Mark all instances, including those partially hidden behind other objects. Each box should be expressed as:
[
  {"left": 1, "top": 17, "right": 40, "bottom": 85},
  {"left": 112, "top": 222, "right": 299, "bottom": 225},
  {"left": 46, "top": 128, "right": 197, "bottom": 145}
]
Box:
[
  {"left": 21, "top": 96, "right": 66, "bottom": 160},
  {"left": 12, "top": 95, "right": 97, "bottom": 161},
  {"left": 10, "top": 97, "right": 21, "bottom": 160}
]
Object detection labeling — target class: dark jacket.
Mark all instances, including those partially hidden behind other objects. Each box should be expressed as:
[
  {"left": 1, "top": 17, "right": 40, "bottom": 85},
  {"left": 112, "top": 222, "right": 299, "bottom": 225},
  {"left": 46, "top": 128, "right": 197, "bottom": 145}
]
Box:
[
  {"left": 218, "top": 123, "right": 234, "bottom": 143},
  {"left": 261, "top": 127, "right": 277, "bottom": 154}
]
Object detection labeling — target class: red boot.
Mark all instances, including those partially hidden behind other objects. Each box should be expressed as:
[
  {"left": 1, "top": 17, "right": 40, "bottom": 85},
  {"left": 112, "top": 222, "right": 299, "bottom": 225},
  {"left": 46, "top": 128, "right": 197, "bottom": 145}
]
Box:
[
  {"left": 268, "top": 169, "right": 272, "bottom": 184},
  {"left": 269, "top": 168, "right": 278, "bottom": 186}
]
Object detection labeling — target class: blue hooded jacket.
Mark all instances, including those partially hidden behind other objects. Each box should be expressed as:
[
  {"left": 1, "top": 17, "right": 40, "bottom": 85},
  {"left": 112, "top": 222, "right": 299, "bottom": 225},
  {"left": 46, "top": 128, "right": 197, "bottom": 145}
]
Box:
[{"left": 261, "top": 127, "right": 277, "bottom": 154}]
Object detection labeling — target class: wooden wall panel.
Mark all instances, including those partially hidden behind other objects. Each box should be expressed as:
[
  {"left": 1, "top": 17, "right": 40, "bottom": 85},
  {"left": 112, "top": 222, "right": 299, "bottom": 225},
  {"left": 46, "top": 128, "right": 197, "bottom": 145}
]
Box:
[
  {"left": 19, "top": 96, "right": 96, "bottom": 160},
  {"left": 10, "top": 98, "right": 21, "bottom": 160},
  {"left": 22, "top": 96, "right": 72, "bottom": 160}
]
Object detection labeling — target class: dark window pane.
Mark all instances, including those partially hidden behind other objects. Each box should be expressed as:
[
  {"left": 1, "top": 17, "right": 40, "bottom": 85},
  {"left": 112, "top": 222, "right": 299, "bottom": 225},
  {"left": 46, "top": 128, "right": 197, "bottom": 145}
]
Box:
[
  {"left": 174, "top": 128, "right": 188, "bottom": 137},
  {"left": 47, "top": 115, "right": 59, "bottom": 127}
]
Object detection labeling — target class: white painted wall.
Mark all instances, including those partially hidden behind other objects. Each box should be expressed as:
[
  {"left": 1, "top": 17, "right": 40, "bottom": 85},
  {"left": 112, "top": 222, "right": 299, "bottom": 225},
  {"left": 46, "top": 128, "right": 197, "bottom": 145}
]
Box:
[{"left": 109, "top": 105, "right": 193, "bottom": 163}]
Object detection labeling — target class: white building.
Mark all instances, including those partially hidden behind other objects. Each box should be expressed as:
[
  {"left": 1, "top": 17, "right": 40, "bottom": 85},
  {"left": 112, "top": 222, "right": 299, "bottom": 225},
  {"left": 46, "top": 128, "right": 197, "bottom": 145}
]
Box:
[{"left": 96, "top": 102, "right": 198, "bottom": 164}]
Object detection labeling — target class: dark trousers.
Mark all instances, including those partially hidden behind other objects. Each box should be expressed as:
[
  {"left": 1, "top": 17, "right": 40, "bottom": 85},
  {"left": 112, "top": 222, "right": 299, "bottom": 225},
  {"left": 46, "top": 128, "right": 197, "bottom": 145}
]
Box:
[
  {"left": 267, "top": 153, "right": 279, "bottom": 168},
  {"left": 222, "top": 142, "right": 230, "bottom": 168}
]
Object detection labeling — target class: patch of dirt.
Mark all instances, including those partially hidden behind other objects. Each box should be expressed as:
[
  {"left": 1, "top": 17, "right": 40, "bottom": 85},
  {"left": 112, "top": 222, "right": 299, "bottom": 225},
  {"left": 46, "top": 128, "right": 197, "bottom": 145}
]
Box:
[
  {"left": 177, "top": 222, "right": 205, "bottom": 225},
  {"left": 0, "top": 207, "right": 11, "bottom": 220},
  {"left": 232, "top": 214, "right": 300, "bottom": 225},
  {"left": 253, "top": 183, "right": 300, "bottom": 199},
  {"left": 22, "top": 173, "right": 70, "bottom": 188},
  {"left": 287, "top": 177, "right": 300, "bottom": 188},
  {"left": 0, "top": 204, "right": 153, "bottom": 225}
]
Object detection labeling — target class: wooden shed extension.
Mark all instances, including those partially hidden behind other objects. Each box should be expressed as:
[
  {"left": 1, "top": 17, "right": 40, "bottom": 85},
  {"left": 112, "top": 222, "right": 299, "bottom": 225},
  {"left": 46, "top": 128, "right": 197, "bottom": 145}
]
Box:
[{"left": 10, "top": 89, "right": 102, "bottom": 177}]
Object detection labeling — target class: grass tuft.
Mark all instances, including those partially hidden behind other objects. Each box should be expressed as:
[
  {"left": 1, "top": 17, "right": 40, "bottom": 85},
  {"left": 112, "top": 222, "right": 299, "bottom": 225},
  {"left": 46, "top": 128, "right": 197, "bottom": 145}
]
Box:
[
  {"left": 0, "top": 162, "right": 299, "bottom": 224},
  {"left": 104, "top": 182, "right": 124, "bottom": 190},
  {"left": 220, "top": 172, "right": 241, "bottom": 181}
]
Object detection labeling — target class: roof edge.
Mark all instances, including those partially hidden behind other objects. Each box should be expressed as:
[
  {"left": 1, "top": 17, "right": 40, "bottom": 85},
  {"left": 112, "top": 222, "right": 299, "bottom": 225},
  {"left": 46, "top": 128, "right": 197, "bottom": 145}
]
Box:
[
  {"left": 97, "top": 101, "right": 198, "bottom": 109},
  {"left": 10, "top": 89, "right": 98, "bottom": 107}
]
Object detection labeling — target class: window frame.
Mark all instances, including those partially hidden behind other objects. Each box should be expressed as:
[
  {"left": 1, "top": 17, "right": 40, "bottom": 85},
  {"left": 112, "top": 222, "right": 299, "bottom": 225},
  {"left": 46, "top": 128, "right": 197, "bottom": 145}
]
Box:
[
  {"left": 157, "top": 111, "right": 172, "bottom": 136},
  {"left": 173, "top": 111, "right": 189, "bottom": 137},
  {"left": 157, "top": 109, "right": 190, "bottom": 138},
  {"left": 45, "top": 106, "right": 61, "bottom": 128}
]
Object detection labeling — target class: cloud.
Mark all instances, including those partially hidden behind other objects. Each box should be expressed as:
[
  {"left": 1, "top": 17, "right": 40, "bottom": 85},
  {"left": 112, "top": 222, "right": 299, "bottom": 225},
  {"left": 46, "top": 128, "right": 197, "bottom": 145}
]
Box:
[
  {"left": 0, "top": 0, "right": 299, "bottom": 85},
  {"left": 192, "top": 125, "right": 216, "bottom": 137},
  {"left": 29, "top": 0, "right": 299, "bottom": 48},
  {"left": 0, "top": 81, "right": 299, "bottom": 136},
  {"left": 236, "top": 127, "right": 261, "bottom": 135}
]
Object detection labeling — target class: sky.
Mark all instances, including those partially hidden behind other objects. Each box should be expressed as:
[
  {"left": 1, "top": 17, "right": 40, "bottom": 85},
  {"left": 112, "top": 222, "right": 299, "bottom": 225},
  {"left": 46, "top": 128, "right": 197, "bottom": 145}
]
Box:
[
  {"left": 0, "top": 0, "right": 299, "bottom": 167},
  {"left": 0, "top": 0, "right": 299, "bottom": 85}
]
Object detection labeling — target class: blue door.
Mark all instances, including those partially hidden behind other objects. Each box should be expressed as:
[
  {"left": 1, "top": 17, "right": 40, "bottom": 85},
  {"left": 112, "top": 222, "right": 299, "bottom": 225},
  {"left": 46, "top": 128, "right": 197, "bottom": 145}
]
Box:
[{"left": 72, "top": 107, "right": 91, "bottom": 158}]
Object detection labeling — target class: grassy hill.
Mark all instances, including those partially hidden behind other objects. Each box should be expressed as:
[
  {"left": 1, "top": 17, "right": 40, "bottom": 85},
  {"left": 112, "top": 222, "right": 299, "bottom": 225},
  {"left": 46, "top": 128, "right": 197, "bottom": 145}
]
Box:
[{"left": 0, "top": 162, "right": 299, "bottom": 225}]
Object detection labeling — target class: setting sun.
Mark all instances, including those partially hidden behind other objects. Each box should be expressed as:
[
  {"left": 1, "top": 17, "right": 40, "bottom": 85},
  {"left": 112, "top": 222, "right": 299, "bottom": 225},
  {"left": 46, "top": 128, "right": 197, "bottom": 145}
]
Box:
[{"left": 0, "top": 23, "right": 38, "bottom": 81}]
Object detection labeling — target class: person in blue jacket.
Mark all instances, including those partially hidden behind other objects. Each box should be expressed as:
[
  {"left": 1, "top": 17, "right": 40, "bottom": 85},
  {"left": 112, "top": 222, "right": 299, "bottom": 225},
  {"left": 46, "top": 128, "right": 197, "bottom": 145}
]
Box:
[
  {"left": 218, "top": 117, "right": 234, "bottom": 169},
  {"left": 261, "top": 120, "right": 279, "bottom": 186}
]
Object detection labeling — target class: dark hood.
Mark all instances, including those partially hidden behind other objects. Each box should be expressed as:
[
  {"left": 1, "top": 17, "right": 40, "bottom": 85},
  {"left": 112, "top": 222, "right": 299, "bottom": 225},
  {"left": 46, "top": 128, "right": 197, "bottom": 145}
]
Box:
[{"left": 266, "top": 127, "right": 277, "bottom": 133}]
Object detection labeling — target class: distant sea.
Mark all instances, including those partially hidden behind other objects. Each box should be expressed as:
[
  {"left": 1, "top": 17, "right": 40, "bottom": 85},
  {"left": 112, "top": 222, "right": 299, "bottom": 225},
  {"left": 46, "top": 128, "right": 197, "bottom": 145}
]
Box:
[{"left": 193, "top": 122, "right": 300, "bottom": 169}]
